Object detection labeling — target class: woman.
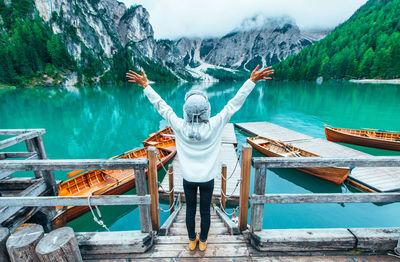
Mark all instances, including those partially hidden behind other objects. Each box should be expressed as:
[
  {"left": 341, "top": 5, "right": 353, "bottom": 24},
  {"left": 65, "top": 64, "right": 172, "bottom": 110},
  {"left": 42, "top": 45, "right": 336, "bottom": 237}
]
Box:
[{"left": 126, "top": 65, "right": 273, "bottom": 251}]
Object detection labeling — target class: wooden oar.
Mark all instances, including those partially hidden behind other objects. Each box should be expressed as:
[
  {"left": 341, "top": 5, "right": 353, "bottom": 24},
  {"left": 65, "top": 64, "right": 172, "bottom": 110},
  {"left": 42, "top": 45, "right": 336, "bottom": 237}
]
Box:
[{"left": 67, "top": 170, "right": 85, "bottom": 178}]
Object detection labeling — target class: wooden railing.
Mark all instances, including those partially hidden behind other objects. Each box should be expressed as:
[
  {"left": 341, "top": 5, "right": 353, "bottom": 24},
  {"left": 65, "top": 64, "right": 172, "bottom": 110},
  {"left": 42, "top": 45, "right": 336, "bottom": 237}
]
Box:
[
  {"left": 0, "top": 129, "right": 57, "bottom": 195},
  {"left": 0, "top": 158, "right": 154, "bottom": 233},
  {"left": 249, "top": 156, "right": 400, "bottom": 232}
]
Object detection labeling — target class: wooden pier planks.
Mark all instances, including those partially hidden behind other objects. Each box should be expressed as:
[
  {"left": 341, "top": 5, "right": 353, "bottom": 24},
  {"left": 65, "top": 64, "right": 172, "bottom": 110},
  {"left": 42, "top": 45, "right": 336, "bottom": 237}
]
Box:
[
  {"left": 159, "top": 124, "right": 241, "bottom": 202},
  {"left": 221, "top": 123, "right": 238, "bottom": 145},
  {"left": 235, "top": 122, "right": 400, "bottom": 192}
]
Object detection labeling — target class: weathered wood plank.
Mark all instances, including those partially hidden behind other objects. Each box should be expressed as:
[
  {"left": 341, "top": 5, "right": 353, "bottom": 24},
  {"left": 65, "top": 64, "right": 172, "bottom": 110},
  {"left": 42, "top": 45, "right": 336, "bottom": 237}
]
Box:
[
  {"left": 0, "top": 227, "right": 10, "bottom": 262},
  {"left": 135, "top": 167, "right": 152, "bottom": 233},
  {"left": 0, "top": 130, "right": 45, "bottom": 150},
  {"left": 235, "top": 122, "right": 312, "bottom": 142},
  {"left": 81, "top": 242, "right": 249, "bottom": 260},
  {"left": 252, "top": 156, "right": 400, "bottom": 168},
  {"left": 251, "top": 228, "right": 356, "bottom": 251},
  {"left": 168, "top": 227, "right": 229, "bottom": 236},
  {"left": 0, "top": 152, "right": 36, "bottom": 159},
  {"left": 0, "top": 177, "right": 38, "bottom": 191},
  {"left": 221, "top": 123, "right": 238, "bottom": 145},
  {"left": 158, "top": 205, "right": 182, "bottom": 236},
  {"left": 0, "top": 195, "right": 151, "bottom": 207},
  {"left": 349, "top": 227, "right": 400, "bottom": 250},
  {"left": 155, "top": 235, "right": 245, "bottom": 244},
  {"left": 0, "top": 159, "right": 148, "bottom": 171},
  {"left": 76, "top": 231, "right": 153, "bottom": 255},
  {"left": 0, "top": 179, "right": 47, "bottom": 224},
  {"left": 214, "top": 206, "right": 240, "bottom": 235},
  {"left": 251, "top": 193, "right": 400, "bottom": 204},
  {"left": 250, "top": 165, "right": 267, "bottom": 232},
  {"left": 0, "top": 129, "right": 45, "bottom": 136}
]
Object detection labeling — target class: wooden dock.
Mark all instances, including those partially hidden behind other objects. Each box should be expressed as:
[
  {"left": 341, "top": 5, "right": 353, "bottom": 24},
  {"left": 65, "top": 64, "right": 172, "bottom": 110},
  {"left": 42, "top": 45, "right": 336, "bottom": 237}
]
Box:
[
  {"left": 159, "top": 123, "right": 242, "bottom": 202},
  {"left": 82, "top": 206, "right": 400, "bottom": 261},
  {"left": 235, "top": 122, "right": 400, "bottom": 192}
]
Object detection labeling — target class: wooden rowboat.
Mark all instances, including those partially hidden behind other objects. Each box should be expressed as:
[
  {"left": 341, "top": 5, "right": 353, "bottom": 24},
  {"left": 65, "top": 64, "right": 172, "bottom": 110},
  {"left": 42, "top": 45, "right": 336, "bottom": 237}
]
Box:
[
  {"left": 52, "top": 139, "right": 176, "bottom": 228},
  {"left": 247, "top": 136, "right": 350, "bottom": 184},
  {"left": 143, "top": 126, "right": 174, "bottom": 147},
  {"left": 325, "top": 125, "right": 400, "bottom": 151}
]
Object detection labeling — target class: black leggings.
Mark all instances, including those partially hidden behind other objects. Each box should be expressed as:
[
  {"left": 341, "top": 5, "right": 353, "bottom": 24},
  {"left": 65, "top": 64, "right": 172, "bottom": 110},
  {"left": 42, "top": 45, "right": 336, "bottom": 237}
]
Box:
[{"left": 183, "top": 178, "right": 214, "bottom": 242}]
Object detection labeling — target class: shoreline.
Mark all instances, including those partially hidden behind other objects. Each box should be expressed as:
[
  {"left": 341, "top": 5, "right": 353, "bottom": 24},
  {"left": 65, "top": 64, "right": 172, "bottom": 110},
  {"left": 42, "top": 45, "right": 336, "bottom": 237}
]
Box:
[{"left": 349, "top": 79, "right": 400, "bottom": 84}]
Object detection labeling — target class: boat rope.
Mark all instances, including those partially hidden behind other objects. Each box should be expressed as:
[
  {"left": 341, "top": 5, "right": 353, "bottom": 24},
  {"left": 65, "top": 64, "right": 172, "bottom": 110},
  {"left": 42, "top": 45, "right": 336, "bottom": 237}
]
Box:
[
  {"left": 220, "top": 179, "right": 241, "bottom": 199},
  {"left": 157, "top": 180, "right": 174, "bottom": 194},
  {"left": 222, "top": 150, "right": 242, "bottom": 181},
  {"left": 219, "top": 199, "right": 240, "bottom": 216},
  {"left": 87, "top": 194, "right": 110, "bottom": 232},
  {"left": 159, "top": 193, "right": 181, "bottom": 213}
]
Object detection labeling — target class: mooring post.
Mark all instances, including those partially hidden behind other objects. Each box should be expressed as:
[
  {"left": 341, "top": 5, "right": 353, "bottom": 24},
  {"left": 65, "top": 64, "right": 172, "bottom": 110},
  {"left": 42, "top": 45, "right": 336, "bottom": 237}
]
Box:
[
  {"left": 135, "top": 166, "right": 152, "bottom": 233},
  {"left": 250, "top": 164, "right": 267, "bottom": 232},
  {"left": 147, "top": 147, "right": 160, "bottom": 231},
  {"left": 239, "top": 144, "right": 252, "bottom": 231},
  {"left": 6, "top": 224, "right": 44, "bottom": 262},
  {"left": 35, "top": 227, "right": 82, "bottom": 262},
  {"left": 168, "top": 164, "right": 174, "bottom": 215},
  {"left": 221, "top": 164, "right": 227, "bottom": 211}
]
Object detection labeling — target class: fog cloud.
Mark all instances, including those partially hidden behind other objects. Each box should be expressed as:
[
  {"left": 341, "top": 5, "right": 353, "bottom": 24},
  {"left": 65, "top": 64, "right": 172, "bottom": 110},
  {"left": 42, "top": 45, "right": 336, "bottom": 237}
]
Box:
[{"left": 120, "top": 0, "right": 367, "bottom": 39}]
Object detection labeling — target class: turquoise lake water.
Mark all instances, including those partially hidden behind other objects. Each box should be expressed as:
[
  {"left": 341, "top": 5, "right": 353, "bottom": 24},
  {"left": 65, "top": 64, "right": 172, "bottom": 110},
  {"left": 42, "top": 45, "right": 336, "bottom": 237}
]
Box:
[{"left": 1, "top": 80, "right": 400, "bottom": 232}]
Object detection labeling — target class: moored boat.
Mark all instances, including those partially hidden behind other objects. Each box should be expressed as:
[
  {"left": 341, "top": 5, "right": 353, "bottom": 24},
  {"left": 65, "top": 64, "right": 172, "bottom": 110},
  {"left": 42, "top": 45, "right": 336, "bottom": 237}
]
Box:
[
  {"left": 52, "top": 139, "right": 176, "bottom": 228},
  {"left": 143, "top": 126, "right": 174, "bottom": 147},
  {"left": 247, "top": 136, "right": 350, "bottom": 184},
  {"left": 324, "top": 125, "right": 400, "bottom": 151}
]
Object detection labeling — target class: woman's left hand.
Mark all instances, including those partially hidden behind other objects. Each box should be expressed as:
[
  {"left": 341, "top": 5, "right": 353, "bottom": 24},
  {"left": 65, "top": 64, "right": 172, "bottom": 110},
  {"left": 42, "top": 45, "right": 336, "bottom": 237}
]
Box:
[
  {"left": 126, "top": 70, "right": 149, "bottom": 88},
  {"left": 250, "top": 65, "right": 274, "bottom": 83}
]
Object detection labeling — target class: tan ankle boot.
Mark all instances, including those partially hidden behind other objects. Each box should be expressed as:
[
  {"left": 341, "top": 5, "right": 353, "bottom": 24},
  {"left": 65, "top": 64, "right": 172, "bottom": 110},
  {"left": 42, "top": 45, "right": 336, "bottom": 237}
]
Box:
[
  {"left": 199, "top": 239, "right": 207, "bottom": 251},
  {"left": 188, "top": 234, "right": 199, "bottom": 251}
]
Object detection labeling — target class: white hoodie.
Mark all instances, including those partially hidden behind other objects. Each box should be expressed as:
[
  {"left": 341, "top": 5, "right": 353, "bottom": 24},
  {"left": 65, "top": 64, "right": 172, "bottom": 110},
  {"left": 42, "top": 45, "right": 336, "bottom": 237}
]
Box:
[{"left": 143, "top": 79, "right": 256, "bottom": 182}]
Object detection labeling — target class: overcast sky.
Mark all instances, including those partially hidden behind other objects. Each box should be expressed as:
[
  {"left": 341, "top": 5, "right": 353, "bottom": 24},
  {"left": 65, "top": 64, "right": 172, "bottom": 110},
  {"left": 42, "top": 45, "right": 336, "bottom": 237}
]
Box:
[{"left": 120, "top": 0, "right": 367, "bottom": 39}]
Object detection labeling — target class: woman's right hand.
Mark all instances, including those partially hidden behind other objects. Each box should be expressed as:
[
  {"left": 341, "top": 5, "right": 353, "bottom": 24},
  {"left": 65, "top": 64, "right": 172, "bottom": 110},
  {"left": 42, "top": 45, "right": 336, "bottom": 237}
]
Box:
[
  {"left": 126, "top": 70, "right": 149, "bottom": 88},
  {"left": 250, "top": 65, "right": 274, "bottom": 83}
]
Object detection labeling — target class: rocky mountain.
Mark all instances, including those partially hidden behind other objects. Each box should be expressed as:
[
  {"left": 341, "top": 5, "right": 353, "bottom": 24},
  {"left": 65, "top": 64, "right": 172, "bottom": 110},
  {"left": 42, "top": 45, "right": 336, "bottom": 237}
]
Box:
[
  {"left": 156, "top": 15, "right": 328, "bottom": 80},
  {"left": 1, "top": 0, "right": 328, "bottom": 85}
]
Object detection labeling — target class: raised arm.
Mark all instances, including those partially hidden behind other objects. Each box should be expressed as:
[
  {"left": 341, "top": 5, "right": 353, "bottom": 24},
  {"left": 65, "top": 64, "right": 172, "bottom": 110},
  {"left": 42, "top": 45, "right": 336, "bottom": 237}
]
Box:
[
  {"left": 126, "top": 70, "right": 181, "bottom": 128},
  {"left": 216, "top": 65, "right": 274, "bottom": 124}
]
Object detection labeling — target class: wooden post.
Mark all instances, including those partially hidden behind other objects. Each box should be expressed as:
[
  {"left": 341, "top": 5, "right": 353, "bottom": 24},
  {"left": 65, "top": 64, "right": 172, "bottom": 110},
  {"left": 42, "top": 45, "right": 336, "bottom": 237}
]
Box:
[
  {"left": 168, "top": 164, "right": 174, "bottom": 215},
  {"left": 147, "top": 147, "right": 160, "bottom": 231},
  {"left": 0, "top": 227, "right": 10, "bottom": 262},
  {"left": 25, "top": 139, "right": 41, "bottom": 179},
  {"left": 239, "top": 144, "right": 252, "bottom": 232},
  {"left": 250, "top": 165, "right": 267, "bottom": 232},
  {"left": 34, "top": 135, "right": 58, "bottom": 196},
  {"left": 6, "top": 224, "right": 44, "bottom": 262},
  {"left": 135, "top": 167, "right": 152, "bottom": 233},
  {"left": 221, "top": 164, "right": 227, "bottom": 211},
  {"left": 35, "top": 227, "right": 82, "bottom": 262}
]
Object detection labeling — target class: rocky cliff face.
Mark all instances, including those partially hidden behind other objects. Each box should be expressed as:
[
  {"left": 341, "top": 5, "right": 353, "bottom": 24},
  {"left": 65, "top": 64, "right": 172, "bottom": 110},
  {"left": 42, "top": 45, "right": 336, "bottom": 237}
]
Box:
[
  {"left": 160, "top": 16, "right": 328, "bottom": 74},
  {"left": 34, "top": 0, "right": 157, "bottom": 70},
  {"left": 33, "top": 0, "right": 327, "bottom": 82}
]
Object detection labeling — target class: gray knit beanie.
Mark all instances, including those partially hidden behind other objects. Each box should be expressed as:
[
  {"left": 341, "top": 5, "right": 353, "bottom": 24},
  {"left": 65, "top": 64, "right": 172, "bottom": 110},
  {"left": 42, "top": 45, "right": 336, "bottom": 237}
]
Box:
[
  {"left": 183, "top": 90, "right": 211, "bottom": 123},
  {"left": 183, "top": 89, "right": 211, "bottom": 141}
]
